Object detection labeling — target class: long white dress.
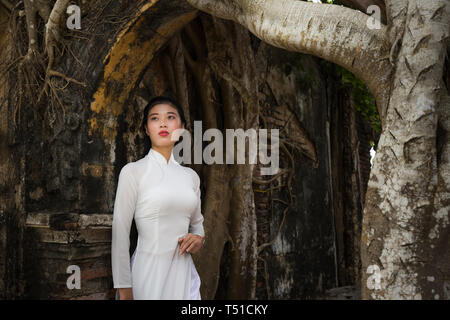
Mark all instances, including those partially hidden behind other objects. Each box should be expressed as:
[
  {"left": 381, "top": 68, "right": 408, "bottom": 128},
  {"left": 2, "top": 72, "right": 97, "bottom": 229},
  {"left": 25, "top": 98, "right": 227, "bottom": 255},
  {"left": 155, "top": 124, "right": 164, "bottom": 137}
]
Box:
[{"left": 111, "top": 147, "right": 205, "bottom": 300}]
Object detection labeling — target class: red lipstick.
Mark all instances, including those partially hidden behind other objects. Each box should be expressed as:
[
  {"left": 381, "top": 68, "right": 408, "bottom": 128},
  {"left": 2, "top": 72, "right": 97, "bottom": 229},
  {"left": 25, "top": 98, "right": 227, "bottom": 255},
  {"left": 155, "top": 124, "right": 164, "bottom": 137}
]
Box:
[{"left": 159, "top": 130, "right": 169, "bottom": 136}]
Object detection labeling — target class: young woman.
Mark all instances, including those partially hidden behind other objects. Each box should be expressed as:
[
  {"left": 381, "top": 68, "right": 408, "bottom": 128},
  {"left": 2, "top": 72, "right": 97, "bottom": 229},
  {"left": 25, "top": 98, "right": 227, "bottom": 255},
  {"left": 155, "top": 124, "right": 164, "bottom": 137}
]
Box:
[{"left": 111, "top": 96, "right": 206, "bottom": 300}]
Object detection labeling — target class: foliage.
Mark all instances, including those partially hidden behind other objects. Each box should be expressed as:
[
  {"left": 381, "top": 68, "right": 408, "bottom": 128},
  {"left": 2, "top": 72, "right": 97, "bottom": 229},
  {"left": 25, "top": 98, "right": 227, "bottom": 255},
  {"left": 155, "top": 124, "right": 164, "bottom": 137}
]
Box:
[
  {"left": 287, "top": 52, "right": 381, "bottom": 134},
  {"left": 336, "top": 66, "right": 381, "bottom": 133}
]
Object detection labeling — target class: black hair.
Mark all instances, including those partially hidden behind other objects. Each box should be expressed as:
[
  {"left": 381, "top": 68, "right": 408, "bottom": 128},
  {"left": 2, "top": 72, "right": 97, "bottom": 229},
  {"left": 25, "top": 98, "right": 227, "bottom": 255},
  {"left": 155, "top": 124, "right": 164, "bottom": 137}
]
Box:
[{"left": 141, "top": 95, "right": 187, "bottom": 157}]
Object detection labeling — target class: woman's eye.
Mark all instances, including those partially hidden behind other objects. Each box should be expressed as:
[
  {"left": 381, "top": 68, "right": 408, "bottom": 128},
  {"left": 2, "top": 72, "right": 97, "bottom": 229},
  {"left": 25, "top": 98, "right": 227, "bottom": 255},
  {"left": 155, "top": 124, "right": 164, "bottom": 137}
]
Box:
[
  {"left": 151, "top": 117, "right": 157, "bottom": 120},
  {"left": 169, "top": 115, "right": 175, "bottom": 119}
]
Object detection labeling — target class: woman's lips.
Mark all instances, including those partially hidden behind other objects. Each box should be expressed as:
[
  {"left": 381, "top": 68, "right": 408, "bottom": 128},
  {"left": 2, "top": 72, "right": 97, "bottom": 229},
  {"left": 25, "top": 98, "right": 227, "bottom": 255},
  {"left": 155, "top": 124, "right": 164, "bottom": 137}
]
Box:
[{"left": 159, "top": 131, "right": 169, "bottom": 136}]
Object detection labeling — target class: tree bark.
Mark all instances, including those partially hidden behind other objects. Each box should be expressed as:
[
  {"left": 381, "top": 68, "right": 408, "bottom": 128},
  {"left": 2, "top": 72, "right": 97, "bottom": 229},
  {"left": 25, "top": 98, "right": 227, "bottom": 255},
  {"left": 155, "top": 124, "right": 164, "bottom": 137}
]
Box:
[
  {"left": 198, "top": 14, "right": 259, "bottom": 299},
  {"left": 361, "top": 0, "right": 450, "bottom": 299}
]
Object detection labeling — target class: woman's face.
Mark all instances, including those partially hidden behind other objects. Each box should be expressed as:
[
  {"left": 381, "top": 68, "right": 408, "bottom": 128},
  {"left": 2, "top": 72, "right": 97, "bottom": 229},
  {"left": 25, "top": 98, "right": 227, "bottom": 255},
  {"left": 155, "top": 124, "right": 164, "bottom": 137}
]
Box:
[{"left": 145, "top": 103, "right": 185, "bottom": 148}]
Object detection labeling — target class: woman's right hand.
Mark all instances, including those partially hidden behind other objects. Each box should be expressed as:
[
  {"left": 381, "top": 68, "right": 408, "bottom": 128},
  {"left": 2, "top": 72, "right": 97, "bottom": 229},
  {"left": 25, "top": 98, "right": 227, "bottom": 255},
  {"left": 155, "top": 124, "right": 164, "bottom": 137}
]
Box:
[{"left": 118, "top": 288, "right": 134, "bottom": 300}]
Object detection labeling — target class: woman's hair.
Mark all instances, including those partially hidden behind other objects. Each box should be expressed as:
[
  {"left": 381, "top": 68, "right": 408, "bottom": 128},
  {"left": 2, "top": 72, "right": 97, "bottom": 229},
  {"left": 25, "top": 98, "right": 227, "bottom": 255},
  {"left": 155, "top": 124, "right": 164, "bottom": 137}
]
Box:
[{"left": 141, "top": 95, "right": 187, "bottom": 157}]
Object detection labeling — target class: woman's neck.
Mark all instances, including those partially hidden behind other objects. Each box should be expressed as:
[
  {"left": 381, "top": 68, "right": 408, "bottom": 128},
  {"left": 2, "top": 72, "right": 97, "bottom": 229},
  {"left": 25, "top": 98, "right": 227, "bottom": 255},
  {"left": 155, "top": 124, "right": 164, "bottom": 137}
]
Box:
[{"left": 152, "top": 146, "right": 173, "bottom": 163}]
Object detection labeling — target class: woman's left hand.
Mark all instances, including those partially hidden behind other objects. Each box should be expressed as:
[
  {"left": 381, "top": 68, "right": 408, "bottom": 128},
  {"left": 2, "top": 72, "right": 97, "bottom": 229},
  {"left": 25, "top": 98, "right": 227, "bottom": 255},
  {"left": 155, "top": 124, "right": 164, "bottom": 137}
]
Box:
[{"left": 178, "top": 233, "right": 205, "bottom": 255}]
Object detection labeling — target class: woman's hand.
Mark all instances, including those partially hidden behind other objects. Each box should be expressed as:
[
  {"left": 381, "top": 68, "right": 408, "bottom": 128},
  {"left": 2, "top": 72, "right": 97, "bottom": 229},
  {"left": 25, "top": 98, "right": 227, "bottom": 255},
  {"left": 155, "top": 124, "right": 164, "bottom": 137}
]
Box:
[
  {"left": 178, "top": 233, "right": 205, "bottom": 255},
  {"left": 118, "top": 288, "right": 134, "bottom": 300}
]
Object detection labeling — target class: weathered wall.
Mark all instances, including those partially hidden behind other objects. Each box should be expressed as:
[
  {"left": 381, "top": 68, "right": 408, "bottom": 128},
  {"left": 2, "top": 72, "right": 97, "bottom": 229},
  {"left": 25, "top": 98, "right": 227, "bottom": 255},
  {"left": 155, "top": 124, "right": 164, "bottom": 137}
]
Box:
[
  {"left": 249, "top": 47, "right": 371, "bottom": 299},
  {"left": 23, "top": 213, "right": 114, "bottom": 299},
  {"left": 254, "top": 50, "right": 338, "bottom": 299},
  {"left": 214, "top": 41, "right": 370, "bottom": 299},
  {"left": 330, "top": 83, "right": 375, "bottom": 290},
  {"left": 0, "top": 4, "right": 26, "bottom": 299}
]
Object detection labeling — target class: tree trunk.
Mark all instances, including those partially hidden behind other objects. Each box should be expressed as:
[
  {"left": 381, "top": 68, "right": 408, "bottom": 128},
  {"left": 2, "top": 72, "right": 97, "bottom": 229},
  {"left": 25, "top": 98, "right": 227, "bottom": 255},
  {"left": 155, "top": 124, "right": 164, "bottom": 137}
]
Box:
[{"left": 361, "top": 0, "right": 450, "bottom": 299}]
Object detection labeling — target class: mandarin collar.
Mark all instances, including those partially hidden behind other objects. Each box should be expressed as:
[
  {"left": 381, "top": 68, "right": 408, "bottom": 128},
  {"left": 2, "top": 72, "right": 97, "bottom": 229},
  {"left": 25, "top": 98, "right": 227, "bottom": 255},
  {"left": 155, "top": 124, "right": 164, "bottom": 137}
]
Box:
[{"left": 148, "top": 148, "right": 178, "bottom": 166}]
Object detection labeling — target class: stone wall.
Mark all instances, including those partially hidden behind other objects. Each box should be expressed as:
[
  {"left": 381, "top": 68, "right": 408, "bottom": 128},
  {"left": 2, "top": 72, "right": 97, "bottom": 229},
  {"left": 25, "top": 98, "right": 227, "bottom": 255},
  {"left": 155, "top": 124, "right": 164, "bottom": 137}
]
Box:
[
  {"left": 23, "top": 213, "right": 113, "bottom": 299},
  {"left": 0, "top": 4, "right": 26, "bottom": 299}
]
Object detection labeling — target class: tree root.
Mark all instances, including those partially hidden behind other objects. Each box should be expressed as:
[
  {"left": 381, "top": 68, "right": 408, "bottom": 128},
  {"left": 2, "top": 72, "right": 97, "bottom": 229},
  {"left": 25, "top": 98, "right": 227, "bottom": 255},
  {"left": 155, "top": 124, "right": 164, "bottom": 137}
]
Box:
[
  {"left": 7, "top": 0, "right": 85, "bottom": 126},
  {"left": 257, "top": 256, "right": 271, "bottom": 298},
  {"left": 257, "top": 204, "right": 290, "bottom": 254},
  {"left": 0, "top": 0, "right": 13, "bottom": 12}
]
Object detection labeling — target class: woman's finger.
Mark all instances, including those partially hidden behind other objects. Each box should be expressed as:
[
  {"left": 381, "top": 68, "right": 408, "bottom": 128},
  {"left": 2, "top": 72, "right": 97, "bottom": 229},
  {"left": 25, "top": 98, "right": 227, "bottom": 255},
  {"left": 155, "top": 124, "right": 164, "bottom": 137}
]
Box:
[
  {"left": 179, "top": 234, "right": 204, "bottom": 255},
  {"left": 187, "top": 238, "right": 204, "bottom": 254},
  {"left": 178, "top": 234, "right": 191, "bottom": 250},
  {"left": 186, "top": 241, "right": 196, "bottom": 253},
  {"left": 180, "top": 237, "right": 195, "bottom": 255}
]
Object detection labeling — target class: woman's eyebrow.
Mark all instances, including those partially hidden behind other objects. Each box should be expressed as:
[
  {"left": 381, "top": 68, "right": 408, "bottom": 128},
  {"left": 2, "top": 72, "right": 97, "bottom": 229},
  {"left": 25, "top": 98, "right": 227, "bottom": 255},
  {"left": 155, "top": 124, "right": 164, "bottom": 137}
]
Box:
[{"left": 149, "top": 111, "right": 177, "bottom": 116}]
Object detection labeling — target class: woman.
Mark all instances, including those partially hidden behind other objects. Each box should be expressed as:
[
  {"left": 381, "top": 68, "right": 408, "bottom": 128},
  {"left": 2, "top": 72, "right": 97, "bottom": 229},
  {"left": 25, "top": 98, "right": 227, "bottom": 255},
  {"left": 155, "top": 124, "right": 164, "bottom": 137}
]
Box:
[{"left": 111, "top": 96, "right": 206, "bottom": 300}]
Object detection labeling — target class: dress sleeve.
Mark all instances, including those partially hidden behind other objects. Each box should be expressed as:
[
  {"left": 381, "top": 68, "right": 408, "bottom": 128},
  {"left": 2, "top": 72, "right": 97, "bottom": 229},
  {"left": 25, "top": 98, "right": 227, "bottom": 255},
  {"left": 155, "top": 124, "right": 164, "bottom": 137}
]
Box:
[
  {"left": 111, "top": 164, "right": 137, "bottom": 288},
  {"left": 189, "top": 170, "right": 205, "bottom": 241}
]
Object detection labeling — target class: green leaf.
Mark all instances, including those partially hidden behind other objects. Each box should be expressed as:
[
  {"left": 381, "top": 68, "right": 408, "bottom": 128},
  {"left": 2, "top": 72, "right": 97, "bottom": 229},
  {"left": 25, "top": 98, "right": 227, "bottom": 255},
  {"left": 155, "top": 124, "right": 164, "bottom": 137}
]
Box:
[{"left": 336, "top": 66, "right": 381, "bottom": 133}]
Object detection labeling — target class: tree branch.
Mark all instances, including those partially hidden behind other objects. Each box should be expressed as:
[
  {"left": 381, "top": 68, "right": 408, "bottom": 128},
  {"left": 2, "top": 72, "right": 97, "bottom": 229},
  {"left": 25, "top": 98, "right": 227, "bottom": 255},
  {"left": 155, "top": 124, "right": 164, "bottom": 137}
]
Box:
[
  {"left": 187, "top": 0, "right": 392, "bottom": 117},
  {"left": 168, "top": 34, "right": 192, "bottom": 133}
]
